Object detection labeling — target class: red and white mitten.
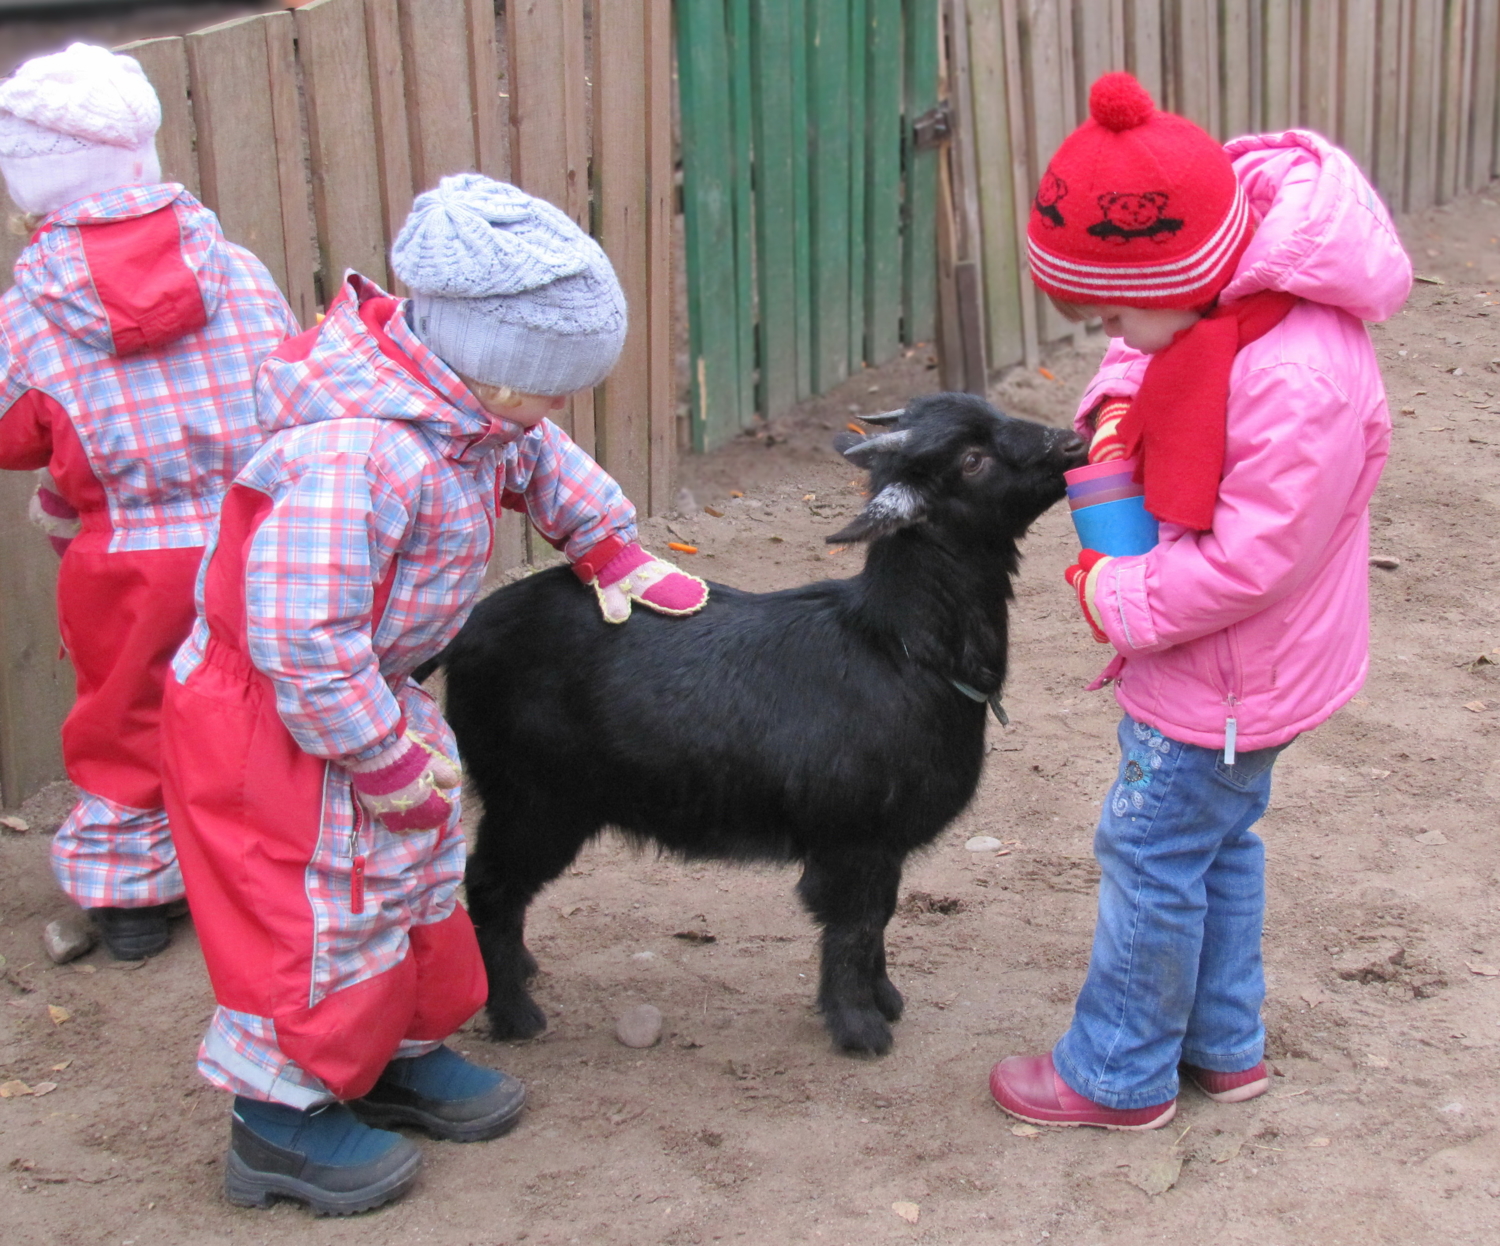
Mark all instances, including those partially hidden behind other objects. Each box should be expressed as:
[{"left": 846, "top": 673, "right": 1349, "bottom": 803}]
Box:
[
  {"left": 576, "top": 540, "right": 709, "bottom": 624},
  {"left": 1063, "top": 549, "right": 1114, "bottom": 643},
  {"left": 345, "top": 730, "right": 461, "bottom": 832},
  {"left": 1087, "top": 397, "right": 1132, "bottom": 464},
  {"left": 28, "top": 469, "right": 79, "bottom": 557}
]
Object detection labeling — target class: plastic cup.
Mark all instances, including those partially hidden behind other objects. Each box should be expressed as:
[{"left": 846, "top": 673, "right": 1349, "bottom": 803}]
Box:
[{"left": 1065, "top": 458, "right": 1159, "bottom": 556}]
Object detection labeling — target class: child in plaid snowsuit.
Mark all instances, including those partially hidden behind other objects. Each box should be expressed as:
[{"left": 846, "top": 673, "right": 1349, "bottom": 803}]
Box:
[
  {"left": 0, "top": 44, "right": 296, "bottom": 959},
  {"left": 160, "top": 174, "right": 707, "bottom": 1214}
]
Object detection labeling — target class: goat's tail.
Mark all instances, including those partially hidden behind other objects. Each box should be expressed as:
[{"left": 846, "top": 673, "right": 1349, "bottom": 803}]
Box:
[{"left": 411, "top": 650, "right": 446, "bottom": 685}]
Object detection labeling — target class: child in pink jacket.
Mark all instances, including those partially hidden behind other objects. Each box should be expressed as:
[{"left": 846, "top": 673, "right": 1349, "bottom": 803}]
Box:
[
  {"left": 989, "top": 74, "right": 1411, "bottom": 1130},
  {"left": 0, "top": 45, "right": 296, "bottom": 960},
  {"left": 161, "top": 174, "right": 705, "bottom": 1214}
]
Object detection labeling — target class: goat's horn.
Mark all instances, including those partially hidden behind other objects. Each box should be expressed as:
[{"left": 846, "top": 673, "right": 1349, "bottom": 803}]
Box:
[
  {"left": 858, "top": 409, "right": 905, "bottom": 426},
  {"left": 841, "top": 428, "right": 910, "bottom": 465}
]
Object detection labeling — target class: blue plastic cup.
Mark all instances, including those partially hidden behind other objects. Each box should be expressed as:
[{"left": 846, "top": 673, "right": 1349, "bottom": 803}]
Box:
[{"left": 1071, "top": 494, "right": 1160, "bottom": 556}]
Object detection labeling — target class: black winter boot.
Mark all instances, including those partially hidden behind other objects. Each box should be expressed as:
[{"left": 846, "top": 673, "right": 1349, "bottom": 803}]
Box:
[
  {"left": 89, "top": 904, "right": 171, "bottom": 960},
  {"left": 225, "top": 1098, "right": 422, "bottom": 1215}
]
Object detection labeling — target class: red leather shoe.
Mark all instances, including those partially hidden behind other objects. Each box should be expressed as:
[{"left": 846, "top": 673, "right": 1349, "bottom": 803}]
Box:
[
  {"left": 1181, "top": 1060, "right": 1269, "bottom": 1103},
  {"left": 989, "top": 1053, "right": 1176, "bottom": 1131}
]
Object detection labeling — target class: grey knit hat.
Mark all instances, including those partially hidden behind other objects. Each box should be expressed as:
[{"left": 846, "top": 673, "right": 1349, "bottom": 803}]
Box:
[{"left": 391, "top": 174, "right": 627, "bottom": 396}]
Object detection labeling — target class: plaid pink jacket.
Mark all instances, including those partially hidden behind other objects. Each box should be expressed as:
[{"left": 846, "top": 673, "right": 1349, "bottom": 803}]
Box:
[
  {"left": 0, "top": 184, "right": 298, "bottom": 551},
  {"left": 172, "top": 273, "right": 637, "bottom": 762}
]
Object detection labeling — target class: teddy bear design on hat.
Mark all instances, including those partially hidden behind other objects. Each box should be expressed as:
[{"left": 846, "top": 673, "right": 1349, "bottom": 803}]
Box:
[
  {"left": 0, "top": 43, "right": 162, "bottom": 218},
  {"left": 392, "top": 173, "right": 628, "bottom": 397},
  {"left": 1026, "top": 71, "right": 1253, "bottom": 309}
]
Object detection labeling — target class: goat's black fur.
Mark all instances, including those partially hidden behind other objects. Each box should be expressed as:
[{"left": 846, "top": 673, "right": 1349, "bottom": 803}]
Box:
[{"left": 432, "top": 393, "right": 1085, "bottom": 1054}]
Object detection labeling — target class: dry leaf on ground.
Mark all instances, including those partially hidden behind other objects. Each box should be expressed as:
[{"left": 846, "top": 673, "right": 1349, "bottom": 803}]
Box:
[
  {"left": 0, "top": 815, "right": 29, "bottom": 831},
  {"left": 47, "top": 1005, "right": 70, "bottom": 1025},
  {"left": 0, "top": 1080, "right": 32, "bottom": 1097},
  {"left": 891, "top": 1201, "right": 920, "bottom": 1224},
  {"left": 1414, "top": 829, "right": 1450, "bottom": 845},
  {"left": 1126, "top": 1155, "right": 1183, "bottom": 1196},
  {"left": 1465, "top": 961, "right": 1500, "bottom": 976},
  {"left": 1010, "top": 1123, "right": 1039, "bottom": 1138}
]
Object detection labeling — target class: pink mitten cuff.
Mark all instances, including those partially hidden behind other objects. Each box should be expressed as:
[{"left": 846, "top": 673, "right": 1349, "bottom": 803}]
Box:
[
  {"left": 29, "top": 469, "right": 79, "bottom": 557},
  {"left": 346, "top": 730, "right": 461, "bottom": 832},
  {"left": 587, "top": 541, "right": 709, "bottom": 623}
]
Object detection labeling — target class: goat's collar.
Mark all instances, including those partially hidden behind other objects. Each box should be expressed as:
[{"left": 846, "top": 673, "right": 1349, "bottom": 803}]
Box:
[{"left": 950, "top": 678, "right": 1010, "bottom": 727}]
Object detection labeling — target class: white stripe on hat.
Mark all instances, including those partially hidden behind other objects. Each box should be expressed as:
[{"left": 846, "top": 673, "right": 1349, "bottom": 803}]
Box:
[{"left": 1029, "top": 185, "right": 1251, "bottom": 301}]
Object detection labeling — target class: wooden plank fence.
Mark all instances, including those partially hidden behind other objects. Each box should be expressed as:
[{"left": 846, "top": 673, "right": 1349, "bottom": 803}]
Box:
[
  {"left": 0, "top": 0, "right": 673, "bottom": 805},
  {"left": 955, "top": 0, "right": 1500, "bottom": 379},
  {"left": 677, "top": 0, "right": 943, "bottom": 450}
]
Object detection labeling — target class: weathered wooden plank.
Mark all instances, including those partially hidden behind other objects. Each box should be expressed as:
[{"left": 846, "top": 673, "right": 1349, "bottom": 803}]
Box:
[
  {"left": 363, "top": 0, "right": 414, "bottom": 275},
  {"left": 903, "top": 0, "right": 939, "bottom": 348},
  {"left": 945, "top": 0, "right": 986, "bottom": 391},
  {"left": 1025, "top": 0, "right": 1076, "bottom": 344},
  {"left": 1073, "top": 0, "right": 1116, "bottom": 120},
  {"left": 729, "top": 0, "right": 756, "bottom": 428},
  {"left": 847, "top": 0, "right": 868, "bottom": 375},
  {"left": 296, "top": 0, "right": 389, "bottom": 292},
  {"left": 1000, "top": 0, "right": 1038, "bottom": 367},
  {"left": 645, "top": 0, "right": 675, "bottom": 513},
  {"left": 790, "top": 0, "right": 814, "bottom": 398},
  {"left": 1124, "top": 0, "right": 1164, "bottom": 102},
  {"left": 751, "top": 0, "right": 800, "bottom": 416},
  {"left": 969, "top": 0, "right": 1022, "bottom": 369},
  {"left": 117, "top": 37, "right": 198, "bottom": 197},
  {"left": 0, "top": 475, "right": 71, "bottom": 806},
  {"left": 1407, "top": 0, "right": 1442, "bottom": 210},
  {"left": 593, "top": 0, "right": 652, "bottom": 507},
  {"left": 808, "top": 0, "right": 851, "bottom": 390},
  {"left": 1472, "top": 0, "right": 1500, "bottom": 187},
  {"left": 467, "top": 0, "right": 508, "bottom": 180},
  {"left": 1437, "top": 0, "right": 1469, "bottom": 202},
  {"left": 185, "top": 14, "right": 290, "bottom": 293},
  {"left": 677, "top": 0, "right": 745, "bottom": 451},
  {"left": 1175, "top": 0, "right": 1218, "bottom": 134},
  {"left": 1262, "top": 0, "right": 1294, "bottom": 131},
  {"left": 1302, "top": 0, "right": 1341, "bottom": 140},
  {"left": 264, "top": 12, "right": 318, "bottom": 328},
  {"left": 1373, "top": 0, "right": 1409, "bottom": 209},
  {"left": 1341, "top": 0, "right": 1379, "bottom": 174},
  {"left": 400, "top": 0, "right": 477, "bottom": 192},
  {"left": 1219, "top": 0, "right": 1253, "bottom": 138},
  {"left": 864, "top": 0, "right": 904, "bottom": 367}
]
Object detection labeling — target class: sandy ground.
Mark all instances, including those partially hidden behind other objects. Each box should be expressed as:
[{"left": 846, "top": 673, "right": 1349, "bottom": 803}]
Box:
[{"left": 5, "top": 175, "right": 1500, "bottom": 1243}]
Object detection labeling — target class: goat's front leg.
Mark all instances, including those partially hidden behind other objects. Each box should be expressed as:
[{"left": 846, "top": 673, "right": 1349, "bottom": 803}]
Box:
[
  {"left": 797, "top": 849, "right": 904, "bottom": 1055},
  {"left": 464, "top": 807, "right": 590, "bottom": 1041}
]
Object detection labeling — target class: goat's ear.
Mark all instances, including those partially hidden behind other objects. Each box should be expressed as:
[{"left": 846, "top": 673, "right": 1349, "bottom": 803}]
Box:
[
  {"left": 826, "top": 481, "right": 927, "bottom": 544},
  {"left": 832, "top": 431, "right": 865, "bottom": 457}
]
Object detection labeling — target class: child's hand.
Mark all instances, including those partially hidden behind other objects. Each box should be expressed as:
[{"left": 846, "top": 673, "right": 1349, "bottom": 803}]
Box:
[
  {"left": 28, "top": 468, "right": 79, "bottom": 557},
  {"left": 1064, "top": 550, "right": 1113, "bottom": 642},
  {"left": 345, "top": 730, "right": 462, "bottom": 832},
  {"left": 589, "top": 542, "right": 709, "bottom": 624}
]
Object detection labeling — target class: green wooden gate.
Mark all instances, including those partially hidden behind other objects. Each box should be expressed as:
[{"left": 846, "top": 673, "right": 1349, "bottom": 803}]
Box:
[{"left": 676, "top": 0, "right": 940, "bottom": 451}]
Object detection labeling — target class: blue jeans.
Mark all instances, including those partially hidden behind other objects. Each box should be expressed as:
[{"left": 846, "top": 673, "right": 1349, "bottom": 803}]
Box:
[{"left": 1052, "top": 715, "right": 1287, "bottom": 1110}]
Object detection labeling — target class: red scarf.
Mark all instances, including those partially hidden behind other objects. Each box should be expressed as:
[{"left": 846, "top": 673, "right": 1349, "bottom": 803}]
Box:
[{"left": 1119, "top": 290, "right": 1298, "bottom": 530}]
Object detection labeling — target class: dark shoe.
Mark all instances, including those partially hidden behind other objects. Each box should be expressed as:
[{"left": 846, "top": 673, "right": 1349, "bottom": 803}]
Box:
[
  {"left": 350, "top": 1045, "right": 526, "bottom": 1142},
  {"left": 90, "top": 904, "right": 171, "bottom": 960},
  {"left": 226, "top": 1098, "right": 421, "bottom": 1215},
  {"left": 989, "top": 1052, "right": 1176, "bottom": 1131},
  {"left": 1182, "top": 1060, "right": 1269, "bottom": 1103}
]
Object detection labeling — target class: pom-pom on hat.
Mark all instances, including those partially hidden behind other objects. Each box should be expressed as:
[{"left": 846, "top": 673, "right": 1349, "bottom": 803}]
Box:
[
  {"left": 0, "top": 43, "right": 162, "bottom": 217},
  {"left": 392, "top": 174, "right": 627, "bottom": 396},
  {"left": 1026, "top": 72, "right": 1252, "bottom": 310}
]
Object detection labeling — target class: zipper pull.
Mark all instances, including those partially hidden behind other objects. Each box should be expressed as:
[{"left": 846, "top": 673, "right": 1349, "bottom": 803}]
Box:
[
  {"left": 1224, "top": 716, "right": 1238, "bottom": 766},
  {"left": 351, "top": 855, "right": 367, "bottom": 914}
]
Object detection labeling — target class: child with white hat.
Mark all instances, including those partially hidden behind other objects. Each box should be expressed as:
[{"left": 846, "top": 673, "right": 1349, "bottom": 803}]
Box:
[
  {"left": 160, "top": 173, "right": 705, "bottom": 1214},
  {"left": 0, "top": 44, "right": 297, "bottom": 960}
]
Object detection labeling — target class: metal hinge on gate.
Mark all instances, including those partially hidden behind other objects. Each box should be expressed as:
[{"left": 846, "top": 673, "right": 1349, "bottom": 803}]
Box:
[{"left": 912, "top": 101, "right": 954, "bottom": 150}]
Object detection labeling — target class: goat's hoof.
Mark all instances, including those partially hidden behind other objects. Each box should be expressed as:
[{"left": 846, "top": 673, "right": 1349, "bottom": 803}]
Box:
[
  {"left": 872, "top": 977, "right": 905, "bottom": 1022},
  {"left": 486, "top": 997, "right": 548, "bottom": 1041},
  {"left": 825, "top": 1007, "right": 894, "bottom": 1056}
]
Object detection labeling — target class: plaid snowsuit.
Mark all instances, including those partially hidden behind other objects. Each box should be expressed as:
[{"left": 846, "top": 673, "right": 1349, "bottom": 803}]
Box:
[
  {"left": 0, "top": 184, "right": 296, "bottom": 908},
  {"left": 162, "top": 273, "right": 636, "bottom": 1105}
]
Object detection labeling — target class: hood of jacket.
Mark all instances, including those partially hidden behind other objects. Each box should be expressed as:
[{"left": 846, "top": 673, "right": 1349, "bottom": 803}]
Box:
[
  {"left": 12, "top": 182, "right": 229, "bottom": 356},
  {"left": 1218, "top": 129, "right": 1412, "bottom": 322},
  {"left": 255, "top": 271, "right": 512, "bottom": 459}
]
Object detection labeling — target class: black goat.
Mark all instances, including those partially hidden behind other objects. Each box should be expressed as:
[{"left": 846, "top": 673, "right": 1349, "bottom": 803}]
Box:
[{"left": 431, "top": 393, "right": 1085, "bottom": 1054}]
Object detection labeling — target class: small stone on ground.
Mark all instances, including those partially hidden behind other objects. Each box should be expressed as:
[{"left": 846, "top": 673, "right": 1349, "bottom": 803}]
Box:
[
  {"left": 615, "top": 1003, "right": 663, "bottom": 1048},
  {"left": 42, "top": 911, "right": 96, "bottom": 964}
]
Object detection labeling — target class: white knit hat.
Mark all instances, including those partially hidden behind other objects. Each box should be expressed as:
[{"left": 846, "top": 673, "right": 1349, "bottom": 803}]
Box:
[
  {"left": 391, "top": 174, "right": 627, "bottom": 396},
  {"left": 0, "top": 43, "right": 162, "bottom": 217}
]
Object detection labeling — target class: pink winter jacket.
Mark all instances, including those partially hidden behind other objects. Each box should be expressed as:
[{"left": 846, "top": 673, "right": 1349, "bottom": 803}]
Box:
[{"left": 1074, "top": 131, "right": 1412, "bottom": 752}]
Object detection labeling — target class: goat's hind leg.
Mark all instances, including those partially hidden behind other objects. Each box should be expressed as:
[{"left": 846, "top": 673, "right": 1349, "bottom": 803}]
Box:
[
  {"left": 464, "top": 802, "right": 592, "bottom": 1041},
  {"left": 797, "top": 849, "right": 904, "bottom": 1055}
]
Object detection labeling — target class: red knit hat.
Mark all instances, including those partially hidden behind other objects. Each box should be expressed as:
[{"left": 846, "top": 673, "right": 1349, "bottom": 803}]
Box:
[{"left": 1027, "top": 72, "right": 1252, "bottom": 309}]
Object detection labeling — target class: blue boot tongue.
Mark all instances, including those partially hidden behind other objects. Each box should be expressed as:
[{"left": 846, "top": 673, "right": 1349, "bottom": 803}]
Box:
[
  {"left": 381, "top": 1045, "right": 504, "bottom": 1102},
  {"left": 233, "top": 1098, "right": 400, "bottom": 1166}
]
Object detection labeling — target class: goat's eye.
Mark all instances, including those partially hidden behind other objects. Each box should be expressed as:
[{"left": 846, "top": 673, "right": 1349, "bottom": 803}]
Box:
[{"left": 961, "top": 451, "right": 989, "bottom": 477}]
